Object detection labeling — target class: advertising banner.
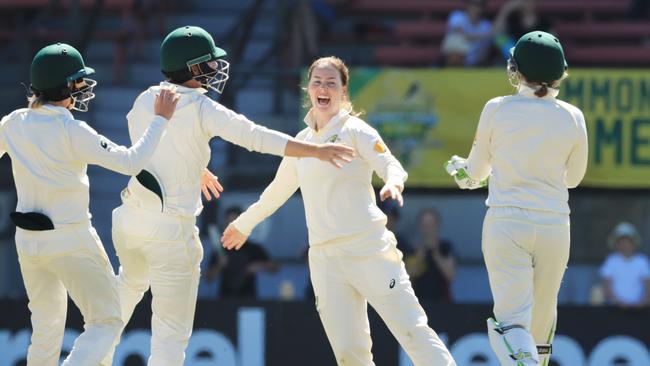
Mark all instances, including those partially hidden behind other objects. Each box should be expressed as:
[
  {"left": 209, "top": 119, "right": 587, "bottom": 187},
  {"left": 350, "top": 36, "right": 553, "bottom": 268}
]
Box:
[
  {"left": 1, "top": 299, "right": 648, "bottom": 366},
  {"left": 347, "top": 69, "right": 650, "bottom": 188}
]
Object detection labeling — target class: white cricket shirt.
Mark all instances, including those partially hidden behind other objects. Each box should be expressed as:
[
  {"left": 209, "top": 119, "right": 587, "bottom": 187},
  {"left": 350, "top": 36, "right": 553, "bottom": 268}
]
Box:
[
  {"left": 0, "top": 104, "right": 168, "bottom": 225},
  {"left": 233, "top": 109, "right": 408, "bottom": 248},
  {"left": 466, "top": 84, "right": 588, "bottom": 214},
  {"left": 123, "top": 82, "right": 290, "bottom": 217}
]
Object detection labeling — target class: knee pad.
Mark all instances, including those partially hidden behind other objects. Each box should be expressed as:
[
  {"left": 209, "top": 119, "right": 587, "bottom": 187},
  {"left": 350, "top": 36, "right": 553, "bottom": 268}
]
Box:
[{"left": 487, "top": 318, "right": 539, "bottom": 365}]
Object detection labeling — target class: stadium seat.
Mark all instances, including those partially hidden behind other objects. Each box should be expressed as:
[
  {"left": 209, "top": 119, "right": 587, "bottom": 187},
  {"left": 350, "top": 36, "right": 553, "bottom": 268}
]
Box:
[
  {"left": 557, "top": 23, "right": 650, "bottom": 41},
  {"left": 565, "top": 46, "right": 650, "bottom": 66},
  {"left": 0, "top": 0, "right": 135, "bottom": 83},
  {"left": 375, "top": 45, "right": 440, "bottom": 66},
  {"left": 347, "top": 0, "right": 627, "bottom": 19},
  {"left": 394, "top": 21, "right": 446, "bottom": 41}
]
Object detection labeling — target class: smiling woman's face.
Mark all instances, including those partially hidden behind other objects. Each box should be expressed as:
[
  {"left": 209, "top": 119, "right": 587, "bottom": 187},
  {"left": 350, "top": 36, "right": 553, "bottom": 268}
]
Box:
[{"left": 307, "top": 64, "right": 346, "bottom": 117}]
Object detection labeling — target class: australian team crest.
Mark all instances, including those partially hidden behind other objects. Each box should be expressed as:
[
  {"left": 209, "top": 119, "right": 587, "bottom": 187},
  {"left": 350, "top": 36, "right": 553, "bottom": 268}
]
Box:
[{"left": 326, "top": 134, "right": 340, "bottom": 143}]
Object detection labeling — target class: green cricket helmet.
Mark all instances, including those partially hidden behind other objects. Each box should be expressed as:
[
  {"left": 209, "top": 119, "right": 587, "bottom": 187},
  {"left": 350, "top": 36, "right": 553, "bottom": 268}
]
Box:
[
  {"left": 508, "top": 31, "right": 568, "bottom": 84},
  {"left": 30, "top": 43, "right": 96, "bottom": 112},
  {"left": 160, "top": 25, "right": 230, "bottom": 93}
]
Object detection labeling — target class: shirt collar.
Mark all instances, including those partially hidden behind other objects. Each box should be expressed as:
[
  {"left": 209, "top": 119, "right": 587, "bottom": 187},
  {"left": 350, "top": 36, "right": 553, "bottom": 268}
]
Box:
[
  {"left": 303, "top": 108, "right": 350, "bottom": 132},
  {"left": 159, "top": 81, "right": 208, "bottom": 95},
  {"left": 36, "top": 104, "right": 75, "bottom": 119},
  {"left": 517, "top": 83, "right": 560, "bottom": 99}
]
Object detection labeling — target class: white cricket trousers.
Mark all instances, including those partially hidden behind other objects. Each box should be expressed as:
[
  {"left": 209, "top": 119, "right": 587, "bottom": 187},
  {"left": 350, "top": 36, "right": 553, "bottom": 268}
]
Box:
[
  {"left": 15, "top": 222, "right": 123, "bottom": 366},
  {"left": 108, "top": 204, "right": 203, "bottom": 366},
  {"left": 482, "top": 207, "right": 570, "bottom": 354},
  {"left": 308, "top": 233, "right": 456, "bottom": 366}
]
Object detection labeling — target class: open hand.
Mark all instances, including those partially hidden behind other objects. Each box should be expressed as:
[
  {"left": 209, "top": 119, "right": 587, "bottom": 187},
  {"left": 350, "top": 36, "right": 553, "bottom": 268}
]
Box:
[
  {"left": 154, "top": 86, "right": 180, "bottom": 120},
  {"left": 316, "top": 143, "right": 355, "bottom": 168},
  {"left": 380, "top": 183, "right": 404, "bottom": 207},
  {"left": 201, "top": 168, "right": 223, "bottom": 201},
  {"left": 221, "top": 224, "right": 248, "bottom": 250}
]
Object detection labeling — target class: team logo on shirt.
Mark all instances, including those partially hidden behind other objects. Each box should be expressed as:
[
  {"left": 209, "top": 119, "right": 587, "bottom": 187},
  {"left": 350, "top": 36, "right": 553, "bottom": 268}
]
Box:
[
  {"left": 326, "top": 134, "right": 339, "bottom": 143},
  {"left": 100, "top": 139, "right": 112, "bottom": 151}
]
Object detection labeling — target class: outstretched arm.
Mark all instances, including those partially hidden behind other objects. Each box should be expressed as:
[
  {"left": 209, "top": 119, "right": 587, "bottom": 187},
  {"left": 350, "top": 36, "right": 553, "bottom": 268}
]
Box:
[
  {"left": 202, "top": 100, "right": 354, "bottom": 168},
  {"left": 492, "top": 0, "right": 522, "bottom": 34},
  {"left": 222, "top": 157, "right": 299, "bottom": 250},
  {"left": 70, "top": 86, "right": 179, "bottom": 175},
  {"left": 284, "top": 140, "right": 354, "bottom": 168}
]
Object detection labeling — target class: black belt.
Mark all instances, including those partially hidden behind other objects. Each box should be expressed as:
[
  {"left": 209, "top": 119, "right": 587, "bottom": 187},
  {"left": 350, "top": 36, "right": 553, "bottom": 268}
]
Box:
[{"left": 10, "top": 212, "right": 55, "bottom": 231}]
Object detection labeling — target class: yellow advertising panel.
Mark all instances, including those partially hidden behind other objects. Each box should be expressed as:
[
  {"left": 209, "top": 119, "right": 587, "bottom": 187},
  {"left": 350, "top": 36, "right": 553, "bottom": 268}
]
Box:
[
  {"left": 348, "top": 68, "right": 650, "bottom": 188},
  {"left": 560, "top": 70, "right": 650, "bottom": 188}
]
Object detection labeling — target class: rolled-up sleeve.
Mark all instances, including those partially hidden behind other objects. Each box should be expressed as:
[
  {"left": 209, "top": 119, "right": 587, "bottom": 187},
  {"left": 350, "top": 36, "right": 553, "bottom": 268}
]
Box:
[
  {"left": 233, "top": 156, "right": 300, "bottom": 235},
  {"left": 356, "top": 125, "right": 407, "bottom": 186},
  {"left": 201, "top": 98, "right": 289, "bottom": 157},
  {"left": 68, "top": 116, "right": 168, "bottom": 176}
]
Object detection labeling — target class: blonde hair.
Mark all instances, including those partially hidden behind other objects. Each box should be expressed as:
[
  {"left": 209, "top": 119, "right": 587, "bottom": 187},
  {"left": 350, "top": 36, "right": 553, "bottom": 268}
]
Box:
[
  {"left": 304, "top": 56, "right": 362, "bottom": 117},
  {"left": 520, "top": 71, "right": 569, "bottom": 97},
  {"left": 27, "top": 93, "right": 47, "bottom": 109}
]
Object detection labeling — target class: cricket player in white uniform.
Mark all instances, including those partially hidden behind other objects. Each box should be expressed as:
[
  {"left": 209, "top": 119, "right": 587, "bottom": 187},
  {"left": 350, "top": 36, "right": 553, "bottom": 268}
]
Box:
[
  {"left": 222, "top": 56, "right": 456, "bottom": 366},
  {"left": 102, "top": 27, "right": 355, "bottom": 365},
  {"left": 445, "top": 31, "right": 588, "bottom": 365},
  {"left": 0, "top": 43, "right": 179, "bottom": 365}
]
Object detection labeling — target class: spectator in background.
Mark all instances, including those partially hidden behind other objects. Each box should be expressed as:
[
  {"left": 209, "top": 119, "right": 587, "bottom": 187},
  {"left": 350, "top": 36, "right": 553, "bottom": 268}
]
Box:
[
  {"left": 493, "top": 0, "right": 553, "bottom": 60},
  {"left": 442, "top": 0, "right": 493, "bottom": 67},
  {"left": 404, "top": 208, "right": 456, "bottom": 303},
  {"left": 494, "top": 0, "right": 552, "bottom": 40},
  {"left": 289, "top": 0, "right": 320, "bottom": 69},
  {"left": 287, "top": 0, "right": 343, "bottom": 69},
  {"left": 205, "top": 206, "right": 278, "bottom": 299},
  {"left": 600, "top": 222, "right": 650, "bottom": 309}
]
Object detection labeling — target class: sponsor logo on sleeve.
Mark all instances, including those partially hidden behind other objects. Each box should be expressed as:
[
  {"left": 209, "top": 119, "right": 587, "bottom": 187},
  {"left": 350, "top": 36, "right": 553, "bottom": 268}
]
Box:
[{"left": 374, "top": 141, "right": 387, "bottom": 154}]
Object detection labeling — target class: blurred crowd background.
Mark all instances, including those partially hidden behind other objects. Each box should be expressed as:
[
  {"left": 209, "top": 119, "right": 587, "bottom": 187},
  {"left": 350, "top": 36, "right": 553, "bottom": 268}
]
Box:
[{"left": 0, "top": 0, "right": 649, "bottom": 312}]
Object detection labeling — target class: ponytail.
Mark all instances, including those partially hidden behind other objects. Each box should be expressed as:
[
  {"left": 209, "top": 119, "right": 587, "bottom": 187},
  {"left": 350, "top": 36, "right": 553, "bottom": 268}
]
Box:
[
  {"left": 518, "top": 71, "right": 569, "bottom": 98},
  {"left": 534, "top": 82, "right": 549, "bottom": 97},
  {"left": 27, "top": 93, "right": 47, "bottom": 109}
]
